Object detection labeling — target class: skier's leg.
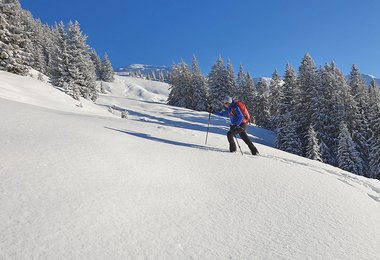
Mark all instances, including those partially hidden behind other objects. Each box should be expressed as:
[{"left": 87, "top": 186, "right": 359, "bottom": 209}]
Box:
[
  {"left": 227, "top": 128, "right": 237, "bottom": 152},
  {"left": 238, "top": 127, "right": 259, "bottom": 155}
]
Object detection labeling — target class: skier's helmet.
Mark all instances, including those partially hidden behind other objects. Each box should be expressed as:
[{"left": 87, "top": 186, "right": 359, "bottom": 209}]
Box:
[{"left": 223, "top": 96, "right": 233, "bottom": 104}]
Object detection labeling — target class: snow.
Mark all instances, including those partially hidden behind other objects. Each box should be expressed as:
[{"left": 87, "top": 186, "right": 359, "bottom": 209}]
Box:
[
  {"left": 101, "top": 75, "right": 170, "bottom": 103},
  {"left": 0, "top": 71, "right": 112, "bottom": 117},
  {"left": 1, "top": 71, "right": 380, "bottom": 259},
  {"left": 117, "top": 64, "right": 169, "bottom": 71},
  {"left": 129, "top": 64, "right": 146, "bottom": 69}
]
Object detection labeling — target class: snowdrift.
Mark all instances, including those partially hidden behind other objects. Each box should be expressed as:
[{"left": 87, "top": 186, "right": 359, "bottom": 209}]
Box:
[{"left": 1, "top": 71, "right": 379, "bottom": 259}]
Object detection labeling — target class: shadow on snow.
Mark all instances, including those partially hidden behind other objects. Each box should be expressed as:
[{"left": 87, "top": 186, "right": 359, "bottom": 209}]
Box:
[
  {"left": 104, "top": 127, "right": 229, "bottom": 153},
  {"left": 97, "top": 95, "right": 275, "bottom": 147},
  {"left": 114, "top": 107, "right": 274, "bottom": 147}
]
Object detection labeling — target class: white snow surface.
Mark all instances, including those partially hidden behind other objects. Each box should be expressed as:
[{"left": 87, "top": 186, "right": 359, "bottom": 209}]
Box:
[
  {"left": 102, "top": 75, "right": 170, "bottom": 103},
  {"left": 1, "top": 71, "right": 380, "bottom": 259}
]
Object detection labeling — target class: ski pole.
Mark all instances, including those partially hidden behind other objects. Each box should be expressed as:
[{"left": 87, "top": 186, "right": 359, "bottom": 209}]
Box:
[
  {"left": 205, "top": 110, "right": 211, "bottom": 145},
  {"left": 235, "top": 135, "right": 243, "bottom": 155}
]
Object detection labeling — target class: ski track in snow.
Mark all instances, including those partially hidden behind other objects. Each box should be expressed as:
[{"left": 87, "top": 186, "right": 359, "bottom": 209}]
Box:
[
  {"left": 258, "top": 153, "right": 380, "bottom": 203},
  {"left": 1, "top": 72, "right": 380, "bottom": 259}
]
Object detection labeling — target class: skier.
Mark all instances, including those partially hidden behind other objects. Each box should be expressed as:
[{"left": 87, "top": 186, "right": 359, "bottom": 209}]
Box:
[{"left": 216, "top": 96, "right": 259, "bottom": 155}]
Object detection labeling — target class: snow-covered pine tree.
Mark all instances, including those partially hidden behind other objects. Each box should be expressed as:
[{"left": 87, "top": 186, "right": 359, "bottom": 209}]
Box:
[
  {"left": 67, "top": 21, "right": 97, "bottom": 101},
  {"left": 47, "top": 22, "right": 60, "bottom": 83},
  {"left": 207, "top": 55, "right": 227, "bottom": 111},
  {"left": 295, "top": 53, "right": 319, "bottom": 156},
  {"left": 101, "top": 52, "right": 114, "bottom": 82},
  {"left": 308, "top": 67, "right": 328, "bottom": 137},
  {"left": 276, "top": 64, "right": 298, "bottom": 133},
  {"left": 178, "top": 60, "right": 192, "bottom": 109},
  {"left": 167, "top": 61, "right": 192, "bottom": 108},
  {"left": 49, "top": 21, "right": 78, "bottom": 98},
  {"left": 41, "top": 23, "right": 54, "bottom": 74},
  {"left": 253, "top": 78, "right": 271, "bottom": 129},
  {"left": 335, "top": 64, "right": 358, "bottom": 140},
  {"left": 312, "top": 63, "right": 344, "bottom": 165},
  {"left": 276, "top": 117, "right": 302, "bottom": 156},
  {"left": 276, "top": 64, "right": 302, "bottom": 155},
  {"left": 236, "top": 65, "right": 246, "bottom": 101},
  {"left": 225, "top": 59, "right": 237, "bottom": 98},
  {"left": 0, "top": 0, "right": 31, "bottom": 75},
  {"left": 313, "top": 65, "right": 335, "bottom": 164},
  {"left": 240, "top": 72, "right": 256, "bottom": 119},
  {"left": 316, "top": 62, "right": 353, "bottom": 166},
  {"left": 306, "top": 124, "right": 322, "bottom": 161},
  {"left": 349, "top": 65, "right": 369, "bottom": 119},
  {"left": 319, "top": 140, "right": 334, "bottom": 165},
  {"left": 90, "top": 49, "right": 102, "bottom": 80},
  {"left": 43, "top": 22, "right": 57, "bottom": 77},
  {"left": 348, "top": 64, "right": 370, "bottom": 176},
  {"left": 167, "top": 63, "right": 180, "bottom": 106},
  {"left": 370, "top": 115, "right": 380, "bottom": 179},
  {"left": 337, "top": 122, "right": 363, "bottom": 175},
  {"left": 368, "top": 79, "right": 380, "bottom": 178},
  {"left": 19, "top": 10, "right": 47, "bottom": 74},
  {"left": 367, "top": 79, "right": 380, "bottom": 120},
  {"left": 368, "top": 79, "right": 380, "bottom": 98},
  {"left": 190, "top": 56, "right": 208, "bottom": 111},
  {"left": 268, "top": 69, "right": 283, "bottom": 130}
]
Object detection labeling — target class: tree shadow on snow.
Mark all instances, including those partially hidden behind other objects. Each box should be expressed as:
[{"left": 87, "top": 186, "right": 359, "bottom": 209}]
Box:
[
  {"left": 111, "top": 108, "right": 274, "bottom": 147},
  {"left": 97, "top": 94, "right": 275, "bottom": 147}
]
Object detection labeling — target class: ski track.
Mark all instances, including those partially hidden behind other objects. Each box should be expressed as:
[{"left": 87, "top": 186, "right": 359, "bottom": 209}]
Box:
[{"left": 258, "top": 153, "right": 380, "bottom": 203}]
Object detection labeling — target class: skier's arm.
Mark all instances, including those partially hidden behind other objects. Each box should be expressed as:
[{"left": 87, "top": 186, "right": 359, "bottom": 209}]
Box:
[{"left": 217, "top": 107, "right": 230, "bottom": 117}]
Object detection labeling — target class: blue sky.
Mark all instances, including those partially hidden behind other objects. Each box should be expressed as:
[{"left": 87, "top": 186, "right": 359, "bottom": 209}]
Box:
[{"left": 20, "top": 0, "right": 380, "bottom": 77}]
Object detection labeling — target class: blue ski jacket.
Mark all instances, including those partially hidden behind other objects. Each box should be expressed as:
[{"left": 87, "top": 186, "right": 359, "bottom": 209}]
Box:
[{"left": 217, "top": 101, "right": 245, "bottom": 126}]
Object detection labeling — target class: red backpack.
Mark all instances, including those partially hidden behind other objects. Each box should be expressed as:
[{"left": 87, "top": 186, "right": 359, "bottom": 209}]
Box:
[{"left": 232, "top": 100, "right": 252, "bottom": 124}]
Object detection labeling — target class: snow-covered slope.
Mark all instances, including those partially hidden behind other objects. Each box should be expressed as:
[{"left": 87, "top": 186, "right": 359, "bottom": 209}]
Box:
[
  {"left": 101, "top": 75, "right": 170, "bottom": 103},
  {"left": 0, "top": 71, "right": 112, "bottom": 117},
  {"left": 345, "top": 73, "right": 380, "bottom": 87},
  {"left": 359, "top": 73, "right": 380, "bottom": 86},
  {"left": 1, "top": 71, "right": 380, "bottom": 259},
  {"left": 115, "top": 64, "right": 170, "bottom": 79}
]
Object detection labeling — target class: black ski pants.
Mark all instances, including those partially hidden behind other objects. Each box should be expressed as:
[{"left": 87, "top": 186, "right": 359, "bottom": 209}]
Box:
[{"left": 227, "top": 123, "right": 259, "bottom": 155}]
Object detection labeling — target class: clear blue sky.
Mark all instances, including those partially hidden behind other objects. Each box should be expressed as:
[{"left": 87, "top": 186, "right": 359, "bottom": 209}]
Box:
[{"left": 20, "top": 0, "right": 380, "bottom": 77}]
